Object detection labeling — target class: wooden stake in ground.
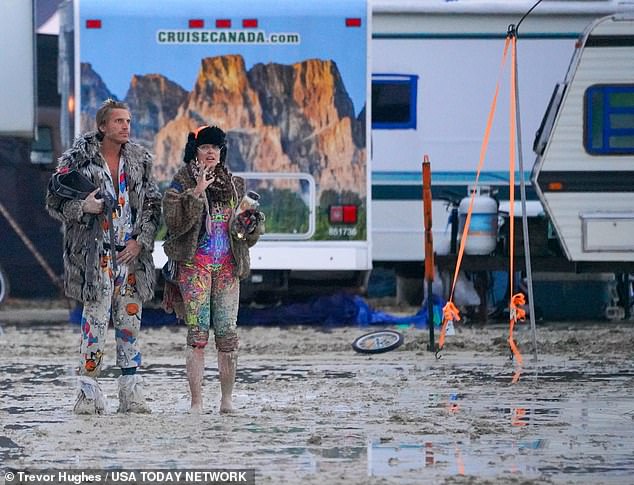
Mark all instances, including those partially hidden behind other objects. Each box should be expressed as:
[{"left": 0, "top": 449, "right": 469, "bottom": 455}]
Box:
[{"left": 423, "top": 155, "right": 435, "bottom": 351}]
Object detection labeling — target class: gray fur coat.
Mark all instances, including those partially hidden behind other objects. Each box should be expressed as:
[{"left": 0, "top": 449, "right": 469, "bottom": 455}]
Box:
[{"left": 45, "top": 131, "right": 162, "bottom": 302}]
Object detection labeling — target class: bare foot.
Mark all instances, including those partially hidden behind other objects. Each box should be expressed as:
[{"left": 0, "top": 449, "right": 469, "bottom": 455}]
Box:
[
  {"left": 189, "top": 401, "right": 203, "bottom": 414},
  {"left": 219, "top": 398, "right": 234, "bottom": 414}
]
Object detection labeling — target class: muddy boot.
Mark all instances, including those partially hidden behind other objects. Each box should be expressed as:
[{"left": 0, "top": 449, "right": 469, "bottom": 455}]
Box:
[
  {"left": 218, "top": 351, "right": 237, "bottom": 414},
  {"left": 73, "top": 375, "right": 106, "bottom": 415},
  {"left": 186, "top": 347, "right": 205, "bottom": 413},
  {"left": 117, "top": 374, "right": 151, "bottom": 413}
]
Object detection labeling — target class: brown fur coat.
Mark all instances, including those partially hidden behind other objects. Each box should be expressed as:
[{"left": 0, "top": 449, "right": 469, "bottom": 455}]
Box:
[{"left": 162, "top": 165, "right": 263, "bottom": 280}]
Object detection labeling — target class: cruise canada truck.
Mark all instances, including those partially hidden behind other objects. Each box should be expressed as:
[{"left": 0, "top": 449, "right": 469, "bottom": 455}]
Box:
[{"left": 60, "top": 0, "right": 371, "bottom": 300}]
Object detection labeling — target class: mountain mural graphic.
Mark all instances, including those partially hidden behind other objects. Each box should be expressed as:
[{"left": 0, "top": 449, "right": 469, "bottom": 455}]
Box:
[{"left": 80, "top": 55, "right": 366, "bottom": 199}]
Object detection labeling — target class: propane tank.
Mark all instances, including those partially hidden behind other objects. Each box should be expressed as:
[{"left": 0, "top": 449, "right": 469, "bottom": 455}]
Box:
[{"left": 458, "top": 187, "right": 498, "bottom": 255}]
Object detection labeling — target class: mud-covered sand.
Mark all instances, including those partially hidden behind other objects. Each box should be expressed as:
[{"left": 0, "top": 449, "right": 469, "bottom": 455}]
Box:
[{"left": 1, "top": 306, "right": 634, "bottom": 484}]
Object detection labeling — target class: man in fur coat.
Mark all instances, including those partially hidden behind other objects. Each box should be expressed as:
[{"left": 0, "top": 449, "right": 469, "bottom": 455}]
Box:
[{"left": 46, "top": 99, "right": 161, "bottom": 414}]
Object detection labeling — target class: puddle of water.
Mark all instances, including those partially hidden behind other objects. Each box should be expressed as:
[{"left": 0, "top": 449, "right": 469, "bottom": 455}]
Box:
[
  {"left": 2, "top": 424, "right": 29, "bottom": 430},
  {"left": 0, "top": 436, "right": 19, "bottom": 448},
  {"left": 317, "top": 446, "right": 364, "bottom": 459},
  {"left": 245, "top": 424, "right": 306, "bottom": 434}
]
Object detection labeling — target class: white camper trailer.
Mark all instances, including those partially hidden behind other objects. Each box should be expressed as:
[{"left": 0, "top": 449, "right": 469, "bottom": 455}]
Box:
[
  {"left": 370, "top": 1, "right": 634, "bottom": 269},
  {"left": 532, "top": 14, "right": 634, "bottom": 263}
]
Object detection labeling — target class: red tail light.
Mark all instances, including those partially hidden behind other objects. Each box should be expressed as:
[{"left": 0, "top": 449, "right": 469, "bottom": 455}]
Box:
[
  {"left": 189, "top": 19, "right": 204, "bottom": 29},
  {"left": 216, "top": 19, "right": 231, "bottom": 28},
  {"left": 243, "top": 19, "right": 258, "bottom": 28},
  {"left": 329, "top": 206, "right": 343, "bottom": 223},
  {"left": 329, "top": 205, "right": 358, "bottom": 224},
  {"left": 346, "top": 18, "right": 362, "bottom": 27},
  {"left": 343, "top": 205, "right": 358, "bottom": 224}
]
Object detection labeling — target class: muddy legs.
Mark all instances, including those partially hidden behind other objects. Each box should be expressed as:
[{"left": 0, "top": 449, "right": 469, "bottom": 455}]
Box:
[
  {"left": 218, "top": 350, "right": 237, "bottom": 414},
  {"left": 186, "top": 347, "right": 237, "bottom": 414},
  {"left": 186, "top": 347, "right": 205, "bottom": 413}
]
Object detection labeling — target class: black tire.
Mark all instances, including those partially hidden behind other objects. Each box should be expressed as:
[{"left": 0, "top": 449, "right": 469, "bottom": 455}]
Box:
[
  {"left": 351, "top": 329, "right": 404, "bottom": 354},
  {"left": 0, "top": 264, "right": 9, "bottom": 305}
]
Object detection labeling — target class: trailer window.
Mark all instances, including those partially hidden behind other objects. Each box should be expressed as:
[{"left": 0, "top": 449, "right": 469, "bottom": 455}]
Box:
[
  {"left": 372, "top": 74, "right": 417, "bottom": 129},
  {"left": 235, "top": 172, "right": 316, "bottom": 240},
  {"left": 585, "top": 85, "right": 634, "bottom": 155}
]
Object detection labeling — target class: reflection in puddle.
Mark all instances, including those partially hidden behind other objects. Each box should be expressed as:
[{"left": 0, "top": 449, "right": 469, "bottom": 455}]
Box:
[
  {"left": 445, "top": 366, "right": 634, "bottom": 383},
  {"left": 368, "top": 433, "right": 634, "bottom": 480},
  {"left": 367, "top": 385, "right": 634, "bottom": 481}
]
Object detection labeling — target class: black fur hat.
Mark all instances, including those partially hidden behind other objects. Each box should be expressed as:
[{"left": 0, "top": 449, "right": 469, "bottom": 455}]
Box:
[{"left": 183, "top": 125, "right": 227, "bottom": 163}]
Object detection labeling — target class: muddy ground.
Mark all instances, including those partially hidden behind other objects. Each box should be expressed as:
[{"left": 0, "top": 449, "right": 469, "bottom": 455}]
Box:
[{"left": 1, "top": 300, "right": 633, "bottom": 484}]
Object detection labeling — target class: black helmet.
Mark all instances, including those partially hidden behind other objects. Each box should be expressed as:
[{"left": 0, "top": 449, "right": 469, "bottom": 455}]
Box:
[{"left": 49, "top": 169, "right": 97, "bottom": 200}]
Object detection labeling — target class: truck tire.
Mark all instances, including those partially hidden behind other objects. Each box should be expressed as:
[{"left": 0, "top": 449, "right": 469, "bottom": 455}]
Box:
[{"left": 0, "top": 264, "right": 9, "bottom": 305}]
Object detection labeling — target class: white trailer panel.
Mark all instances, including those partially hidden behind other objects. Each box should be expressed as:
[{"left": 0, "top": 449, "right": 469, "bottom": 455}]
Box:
[
  {"left": 0, "top": 0, "right": 35, "bottom": 137},
  {"left": 533, "top": 14, "right": 634, "bottom": 262}
]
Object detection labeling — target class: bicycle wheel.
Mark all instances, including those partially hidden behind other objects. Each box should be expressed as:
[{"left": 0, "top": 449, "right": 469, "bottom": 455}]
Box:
[
  {"left": 0, "top": 264, "right": 9, "bottom": 305},
  {"left": 351, "top": 329, "right": 404, "bottom": 354}
]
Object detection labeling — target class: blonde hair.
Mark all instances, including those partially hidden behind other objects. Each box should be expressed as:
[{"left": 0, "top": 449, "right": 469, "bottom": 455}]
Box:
[{"left": 96, "top": 98, "right": 130, "bottom": 133}]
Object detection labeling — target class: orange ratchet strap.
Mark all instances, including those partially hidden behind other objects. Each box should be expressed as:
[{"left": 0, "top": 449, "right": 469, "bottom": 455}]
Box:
[
  {"left": 438, "top": 36, "right": 512, "bottom": 353},
  {"left": 507, "top": 35, "right": 526, "bottom": 383}
]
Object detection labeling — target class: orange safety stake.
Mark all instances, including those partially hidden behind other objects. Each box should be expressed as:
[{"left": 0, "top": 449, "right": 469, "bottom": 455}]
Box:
[{"left": 422, "top": 156, "right": 436, "bottom": 352}]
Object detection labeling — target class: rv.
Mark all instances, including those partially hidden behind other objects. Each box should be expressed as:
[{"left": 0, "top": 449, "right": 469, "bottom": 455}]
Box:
[
  {"left": 370, "top": 0, "right": 634, "bottom": 304},
  {"left": 533, "top": 14, "right": 634, "bottom": 264},
  {"left": 59, "top": 0, "right": 371, "bottom": 301},
  {"left": 0, "top": 1, "right": 63, "bottom": 303}
]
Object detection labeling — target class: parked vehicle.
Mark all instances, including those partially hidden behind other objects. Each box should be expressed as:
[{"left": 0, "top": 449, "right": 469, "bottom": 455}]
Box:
[
  {"left": 370, "top": 0, "right": 634, "bottom": 310},
  {"left": 371, "top": 0, "right": 634, "bottom": 264},
  {"left": 532, "top": 13, "right": 634, "bottom": 264},
  {"left": 0, "top": 0, "right": 63, "bottom": 302},
  {"left": 58, "top": 0, "right": 371, "bottom": 301}
]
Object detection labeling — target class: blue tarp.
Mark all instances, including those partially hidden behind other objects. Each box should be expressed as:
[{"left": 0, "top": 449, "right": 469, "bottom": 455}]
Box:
[{"left": 69, "top": 293, "right": 446, "bottom": 328}]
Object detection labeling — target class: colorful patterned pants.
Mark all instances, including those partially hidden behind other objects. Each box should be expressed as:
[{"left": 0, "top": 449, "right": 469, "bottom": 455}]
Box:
[
  {"left": 177, "top": 258, "right": 239, "bottom": 350},
  {"left": 79, "top": 262, "right": 142, "bottom": 376}
]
